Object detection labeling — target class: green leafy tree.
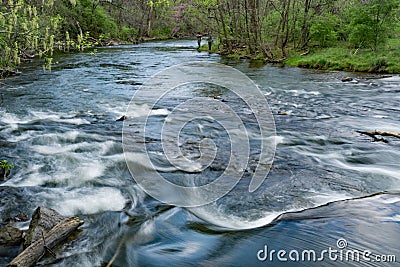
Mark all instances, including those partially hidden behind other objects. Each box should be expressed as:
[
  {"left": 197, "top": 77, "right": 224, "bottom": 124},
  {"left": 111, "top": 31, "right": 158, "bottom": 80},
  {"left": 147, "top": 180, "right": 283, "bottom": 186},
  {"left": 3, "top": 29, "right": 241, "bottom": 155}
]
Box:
[
  {"left": 349, "top": 0, "right": 400, "bottom": 50},
  {"left": 0, "top": 0, "right": 62, "bottom": 71},
  {"left": 310, "top": 14, "right": 339, "bottom": 47}
]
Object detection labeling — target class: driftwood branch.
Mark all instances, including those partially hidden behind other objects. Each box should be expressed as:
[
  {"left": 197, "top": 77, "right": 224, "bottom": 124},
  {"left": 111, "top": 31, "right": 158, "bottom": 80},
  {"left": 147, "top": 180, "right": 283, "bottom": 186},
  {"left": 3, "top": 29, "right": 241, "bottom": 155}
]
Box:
[
  {"left": 357, "top": 130, "right": 400, "bottom": 143},
  {"left": 23, "top": 207, "right": 64, "bottom": 248},
  {"left": 300, "top": 50, "right": 310, "bottom": 56},
  {"left": 105, "top": 232, "right": 128, "bottom": 267},
  {"left": 7, "top": 217, "right": 83, "bottom": 267}
]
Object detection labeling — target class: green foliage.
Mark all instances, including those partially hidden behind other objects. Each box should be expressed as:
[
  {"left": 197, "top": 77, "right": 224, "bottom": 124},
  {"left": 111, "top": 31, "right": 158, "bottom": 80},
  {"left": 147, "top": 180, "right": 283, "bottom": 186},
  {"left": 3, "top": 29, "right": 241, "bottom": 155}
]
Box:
[
  {"left": 151, "top": 26, "right": 173, "bottom": 39},
  {"left": 286, "top": 44, "right": 400, "bottom": 73},
  {"left": 348, "top": 0, "right": 400, "bottom": 50},
  {"left": 1, "top": 0, "right": 399, "bottom": 74},
  {"left": 369, "top": 57, "right": 388, "bottom": 72},
  {"left": 310, "top": 14, "right": 339, "bottom": 47},
  {"left": 0, "top": 0, "right": 120, "bottom": 71},
  {"left": 84, "top": 1, "right": 118, "bottom": 37},
  {"left": 193, "top": 0, "right": 217, "bottom": 8},
  {"left": 120, "top": 26, "right": 138, "bottom": 41},
  {"left": 0, "top": 0, "right": 62, "bottom": 69},
  {"left": 0, "top": 160, "right": 14, "bottom": 170},
  {"left": 60, "top": 0, "right": 118, "bottom": 38}
]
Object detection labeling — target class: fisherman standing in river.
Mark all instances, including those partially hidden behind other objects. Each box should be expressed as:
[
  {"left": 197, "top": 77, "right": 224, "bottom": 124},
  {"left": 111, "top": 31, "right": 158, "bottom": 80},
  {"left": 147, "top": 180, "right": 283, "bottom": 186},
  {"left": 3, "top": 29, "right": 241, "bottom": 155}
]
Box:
[
  {"left": 207, "top": 34, "right": 213, "bottom": 51},
  {"left": 196, "top": 32, "right": 203, "bottom": 48}
]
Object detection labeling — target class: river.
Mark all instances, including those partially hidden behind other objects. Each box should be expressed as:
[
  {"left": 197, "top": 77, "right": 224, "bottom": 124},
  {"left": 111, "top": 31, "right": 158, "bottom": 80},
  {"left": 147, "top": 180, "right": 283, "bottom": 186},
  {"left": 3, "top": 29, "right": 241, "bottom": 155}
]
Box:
[{"left": 0, "top": 40, "right": 399, "bottom": 266}]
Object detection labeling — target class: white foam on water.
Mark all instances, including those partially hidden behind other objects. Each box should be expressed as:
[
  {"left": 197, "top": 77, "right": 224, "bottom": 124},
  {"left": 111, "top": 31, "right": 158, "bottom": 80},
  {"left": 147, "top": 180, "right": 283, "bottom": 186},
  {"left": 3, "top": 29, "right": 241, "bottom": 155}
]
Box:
[
  {"left": 150, "top": 108, "right": 170, "bottom": 116},
  {"left": 32, "top": 142, "right": 91, "bottom": 154},
  {"left": 58, "top": 117, "right": 90, "bottom": 125},
  {"left": 32, "top": 139, "right": 116, "bottom": 155},
  {"left": 64, "top": 130, "right": 81, "bottom": 140},
  {"left": 103, "top": 153, "right": 126, "bottom": 162},
  {"left": 381, "top": 75, "right": 400, "bottom": 82},
  {"left": 0, "top": 112, "right": 34, "bottom": 125},
  {"left": 10, "top": 173, "right": 52, "bottom": 187},
  {"left": 104, "top": 104, "right": 127, "bottom": 117},
  {"left": 372, "top": 115, "right": 388, "bottom": 119},
  {"left": 333, "top": 159, "right": 400, "bottom": 180},
  {"left": 291, "top": 103, "right": 303, "bottom": 108},
  {"left": 36, "top": 130, "right": 81, "bottom": 144},
  {"left": 49, "top": 187, "right": 127, "bottom": 216},
  {"left": 190, "top": 187, "right": 353, "bottom": 230},
  {"left": 381, "top": 197, "right": 400, "bottom": 204},
  {"left": 1, "top": 164, "right": 44, "bottom": 187},
  {"left": 125, "top": 152, "right": 201, "bottom": 173},
  {"left": 274, "top": 135, "right": 285, "bottom": 146},
  {"left": 6, "top": 129, "right": 81, "bottom": 146},
  {"left": 300, "top": 150, "right": 400, "bottom": 186},
  {"left": 382, "top": 215, "right": 400, "bottom": 222},
  {"left": 305, "top": 189, "right": 352, "bottom": 206},
  {"left": 4, "top": 158, "right": 107, "bottom": 187},
  {"left": 316, "top": 114, "right": 332, "bottom": 119},
  {"left": 30, "top": 111, "right": 91, "bottom": 125},
  {"left": 7, "top": 131, "right": 35, "bottom": 142},
  {"left": 288, "top": 89, "right": 321, "bottom": 96},
  {"left": 5, "top": 139, "right": 119, "bottom": 187},
  {"left": 190, "top": 204, "right": 281, "bottom": 230},
  {"left": 74, "top": 161, "right": 107, "bottom": 184},
  {"left": 0, "top": 110, "right": 90, "bottom": 126},
  {"left": 126, "top": 104, "right": 170, "bottom": 118}
]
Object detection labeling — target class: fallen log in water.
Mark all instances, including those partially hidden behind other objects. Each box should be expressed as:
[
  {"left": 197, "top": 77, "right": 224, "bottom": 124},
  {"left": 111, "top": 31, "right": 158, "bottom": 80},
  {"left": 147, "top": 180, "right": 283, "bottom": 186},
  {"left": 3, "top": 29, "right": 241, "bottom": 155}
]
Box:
[
  {"left": 357, "top": 130, "right": 400, "bottom": 143},
  {"left": 23, "top": 207, "right": 65, "bottom": 248},
  {"left": 7, "top": 207, "right": 83, "bottom": 267}
]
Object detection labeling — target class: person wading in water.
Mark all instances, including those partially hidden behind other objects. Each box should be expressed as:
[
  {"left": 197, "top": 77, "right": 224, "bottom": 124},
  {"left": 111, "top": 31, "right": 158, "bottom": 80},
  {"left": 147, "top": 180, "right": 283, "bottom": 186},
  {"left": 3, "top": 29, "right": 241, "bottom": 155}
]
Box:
[
  {"left": 207, "top": 34, "right": 213, "bottom": 51},
  {"left": 196, "top": 32, "right": 203, "bottom": 48}
]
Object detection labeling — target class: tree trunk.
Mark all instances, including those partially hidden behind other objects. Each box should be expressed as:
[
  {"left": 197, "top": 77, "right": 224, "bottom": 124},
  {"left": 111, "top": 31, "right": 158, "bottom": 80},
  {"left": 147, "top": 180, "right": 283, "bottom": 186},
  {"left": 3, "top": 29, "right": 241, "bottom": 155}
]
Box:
[
  {"left": 146, "top": 4, "right": 154, "bottom": 37},
  {"left": 281, "top": 0, "right": 291, "bottom": 57},
  {"left": 301, "top": 0, "right": 311, "bottom": 49},
  {"left": 216, "top": 0, "right": 231, "bottom": 53},
  {"left": 7, "top": 217, "right": 83, "bottom": 267},
  {"left": 23, "top": 207, "right": 65, "bottom": 248},
  {"left": 244, "top": 0, "right": 253, "bottom": 53},
  {"left": 248, "top": 0, "right": 259, "bottom": 54}
]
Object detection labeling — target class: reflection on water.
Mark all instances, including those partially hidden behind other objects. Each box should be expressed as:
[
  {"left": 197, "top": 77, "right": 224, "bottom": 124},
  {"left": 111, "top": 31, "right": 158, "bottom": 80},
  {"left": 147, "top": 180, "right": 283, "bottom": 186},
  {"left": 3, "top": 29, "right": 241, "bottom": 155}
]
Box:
[{"left": 0, "top": 40, "right": 399, "bottom": 266}]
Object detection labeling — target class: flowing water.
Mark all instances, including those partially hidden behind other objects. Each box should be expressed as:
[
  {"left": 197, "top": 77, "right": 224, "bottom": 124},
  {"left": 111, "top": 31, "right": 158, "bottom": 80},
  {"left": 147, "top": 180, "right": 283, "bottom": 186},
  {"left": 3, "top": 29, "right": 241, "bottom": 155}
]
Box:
[{"left": 0, "top": 40, "right": 399, "bottom": 266}]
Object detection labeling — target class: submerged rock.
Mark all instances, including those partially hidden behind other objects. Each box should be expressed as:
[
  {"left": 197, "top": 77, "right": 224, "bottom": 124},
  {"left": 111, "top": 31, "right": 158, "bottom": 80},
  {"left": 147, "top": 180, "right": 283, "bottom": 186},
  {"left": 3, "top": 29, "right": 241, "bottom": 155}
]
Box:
[
  {"left": 116, "top": 115, "right": 127, "bottom": 122},
  {"left": 341, "top": 77, "right": 353, "bottom": 82},
  {"left": 0, "top": 141, "right": 16, "bottom": 149},
  {"left": 0, "top": 168, "right": 11, "bottom": 181},
  {"left": 0, "top": 225, "right": 23, "bottom": 246},
  {"left": 3, "top": 215, "right": 29, "bottom": 224}
]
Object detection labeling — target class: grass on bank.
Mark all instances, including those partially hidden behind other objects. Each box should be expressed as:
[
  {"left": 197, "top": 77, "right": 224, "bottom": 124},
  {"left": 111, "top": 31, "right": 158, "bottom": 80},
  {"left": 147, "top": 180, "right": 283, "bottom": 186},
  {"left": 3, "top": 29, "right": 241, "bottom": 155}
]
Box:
[
  {"left": 200, "top": 39, "right": 400, "bottom": 74},
  {"left": 284, "top": 39, "right": 400, "bottom": 74},
  {"left": 286, "top": 48, "right": 400, "bottom": 73}
]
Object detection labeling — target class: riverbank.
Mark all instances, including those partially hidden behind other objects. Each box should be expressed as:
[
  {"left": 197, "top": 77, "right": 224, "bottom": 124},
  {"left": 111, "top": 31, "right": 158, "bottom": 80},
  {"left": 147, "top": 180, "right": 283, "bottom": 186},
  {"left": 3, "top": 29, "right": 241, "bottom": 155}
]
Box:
[
  {"left": 200, "top": 40, "right": 400, "bottom": 74},
  {"left": 3, "top": 38, "right": 399, "bottom": 78},
  {"left": 286, "top": 46, "right": 400, "bottom": 74}
]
